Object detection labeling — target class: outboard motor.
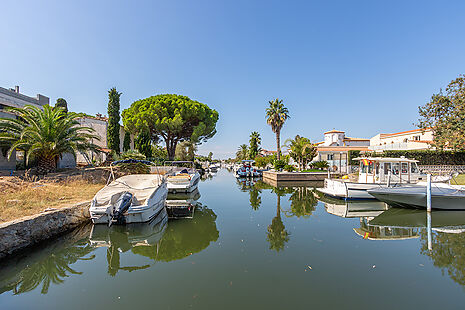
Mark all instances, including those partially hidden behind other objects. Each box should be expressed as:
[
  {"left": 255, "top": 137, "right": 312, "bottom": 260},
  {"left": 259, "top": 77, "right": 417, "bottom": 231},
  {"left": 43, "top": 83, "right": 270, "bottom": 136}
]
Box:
[{"left": 109, "top": 192, "right": 133, "bottom": 227}]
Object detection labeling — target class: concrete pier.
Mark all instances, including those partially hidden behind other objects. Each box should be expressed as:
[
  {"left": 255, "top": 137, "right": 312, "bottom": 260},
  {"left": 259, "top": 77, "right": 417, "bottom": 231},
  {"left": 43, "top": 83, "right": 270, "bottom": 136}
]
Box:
[{"left": 262, "top": 170, "right": 338, "bottom": 187}]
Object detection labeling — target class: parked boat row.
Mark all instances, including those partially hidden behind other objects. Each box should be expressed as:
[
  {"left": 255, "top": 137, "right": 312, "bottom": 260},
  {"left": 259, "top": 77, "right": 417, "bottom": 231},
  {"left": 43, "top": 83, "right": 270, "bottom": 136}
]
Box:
[
  {"left": 235, "top": 160, "right": 261, "bottom": 178},
  {"left": 89, "top": 160, "right": 201, "bottom": 225}
]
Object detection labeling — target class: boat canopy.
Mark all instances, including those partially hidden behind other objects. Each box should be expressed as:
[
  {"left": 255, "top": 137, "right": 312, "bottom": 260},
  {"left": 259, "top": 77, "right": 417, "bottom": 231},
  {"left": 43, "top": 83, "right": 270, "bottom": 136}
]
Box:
[
  {"left": 353, "top": 157, "right": 419, "bottom": 163},
  {"left": 241, "top": 160, "right": 255, "bottom": 163}
]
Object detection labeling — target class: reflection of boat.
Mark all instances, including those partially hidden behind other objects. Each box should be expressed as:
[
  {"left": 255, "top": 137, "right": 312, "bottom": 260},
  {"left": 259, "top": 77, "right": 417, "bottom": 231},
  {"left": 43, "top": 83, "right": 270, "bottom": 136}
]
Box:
[
  {"left": 165, "top": 161, "right": 200, "bottom": 193},
  {"left": 236, "top": 160, "right": 261, "bottom": 178},
  {"left": 90, "top": 173, "right": 167, "bottom": 225},
  {"left": 324, "top": 200, "right": 388, "bottom": 218},
  {"left": 165, "top": 188, "right": 201, "bottom": 219},
  {"left": 369, "top": 208, "right": 465, "bottom": 232},
  {"left": 318, "top": 157, "right": 426, "bottom": 200},
  {"left": 354, "top": 217, "right": 420, "bottom": 241},
  {"left": 89, "top": 209, "right": 168, "bottom": 248},
  {"left": 368, "top": 184, "right": 465, "bottom": 210}
]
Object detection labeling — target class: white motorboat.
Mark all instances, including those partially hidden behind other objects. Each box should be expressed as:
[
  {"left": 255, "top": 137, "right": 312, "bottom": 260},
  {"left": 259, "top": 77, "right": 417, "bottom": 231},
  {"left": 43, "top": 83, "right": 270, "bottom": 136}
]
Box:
[
  {"left": 165, "top": 189, "right": 200, "bottom": 219},
  {"left": 90, "top": 160, "right": 168, "bottom": 225},
  {"left": 236, "top": 160, "right": 261, "bottom": 178},
  {"left": 165, "top": 161, "right": 200, "bottom": 193},
  {"left": 318, "top": 157, "right": 426, "bottom": 200}
]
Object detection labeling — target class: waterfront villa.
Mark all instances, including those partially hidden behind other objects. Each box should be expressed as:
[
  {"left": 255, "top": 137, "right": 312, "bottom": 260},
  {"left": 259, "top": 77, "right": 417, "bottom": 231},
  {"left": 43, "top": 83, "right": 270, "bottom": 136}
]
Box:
[
  {"left": 315, "top": 130, "right": 370, "bottom": 173},
  {"left": 369, "top": 128, "right": 434, "bottom": 151},
  {"left": 0, "top": 86, "right": 49, "bottom": 171}
]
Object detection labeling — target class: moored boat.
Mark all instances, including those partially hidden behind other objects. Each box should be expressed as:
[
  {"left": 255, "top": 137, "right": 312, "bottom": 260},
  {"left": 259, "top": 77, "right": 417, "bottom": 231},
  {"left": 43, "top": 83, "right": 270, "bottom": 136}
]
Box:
[
  {"left": 236, "top": 160, "right": 261, "bottom": 178},
  {"left": 165, "top": 161, "right": 200, "bottom": 193},
  {"left": 318, "top": 157, "right": 426, "bottom": 200},
  {"left": 90, "top": 161, "right": 168, "bottom": 225}
]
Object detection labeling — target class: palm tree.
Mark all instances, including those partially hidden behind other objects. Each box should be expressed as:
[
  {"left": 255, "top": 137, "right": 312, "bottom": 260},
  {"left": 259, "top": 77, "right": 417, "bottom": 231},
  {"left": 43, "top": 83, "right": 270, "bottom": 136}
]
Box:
[
  {"left": 236, "top": 144, "right": 249, "bottom": 161},
  {"left": 0, "top": 105, "right": 100, "bottom": 174},
  {"left": 248, "top": 131, "right": 261, "bottom": 159},
  {"left": 266, "top": 99, "right": 289, "bottom": 160},
  {"left": 284, "top": 135, "right": 317, "bottom": 171},
  {"left": 266, "top": 187, "right": 290, "bottom": 252}
]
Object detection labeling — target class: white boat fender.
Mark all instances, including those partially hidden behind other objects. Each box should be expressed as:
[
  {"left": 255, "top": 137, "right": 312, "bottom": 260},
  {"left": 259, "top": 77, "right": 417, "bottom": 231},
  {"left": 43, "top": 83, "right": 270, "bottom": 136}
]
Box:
[{"left": 109, "top": 191, "right": 133, "bottom": 227}]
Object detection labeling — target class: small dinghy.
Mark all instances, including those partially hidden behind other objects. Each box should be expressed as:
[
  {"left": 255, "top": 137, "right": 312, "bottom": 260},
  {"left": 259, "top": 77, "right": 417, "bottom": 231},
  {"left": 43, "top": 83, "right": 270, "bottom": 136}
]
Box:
[
  {"left": 165, "top": 161, "right": 200, "bottom": 193},
  {"left": 90, "top": 160, "right": 168, "bottom": 225},
  {"left": 368, "top": 184, "right": 465, "bottom": 210}
]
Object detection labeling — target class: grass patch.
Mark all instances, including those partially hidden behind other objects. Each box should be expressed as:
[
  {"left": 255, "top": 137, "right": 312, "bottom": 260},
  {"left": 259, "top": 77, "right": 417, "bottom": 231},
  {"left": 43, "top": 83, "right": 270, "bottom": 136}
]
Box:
[
  {"left": 451, "top": 174, "right": 465, "bottom": 185},
  {"left": 301, "top": 169, "right": 327, "bottom": 172},
  {"left": 0, "top": 179, "right": 103, "bottom": 223}
]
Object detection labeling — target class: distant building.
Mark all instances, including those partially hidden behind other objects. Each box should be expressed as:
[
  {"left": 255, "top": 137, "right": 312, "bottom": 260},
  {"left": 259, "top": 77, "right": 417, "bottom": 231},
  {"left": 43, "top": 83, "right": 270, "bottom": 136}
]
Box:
[
  {"left": 0, "top": 86, "right": 49, "bottom": 171},
  {"left": 369, "top": 128, "right": 434, "bottom": 151},
  {"left": 315, "top": 130, "right": 370, "bottom": 173}
]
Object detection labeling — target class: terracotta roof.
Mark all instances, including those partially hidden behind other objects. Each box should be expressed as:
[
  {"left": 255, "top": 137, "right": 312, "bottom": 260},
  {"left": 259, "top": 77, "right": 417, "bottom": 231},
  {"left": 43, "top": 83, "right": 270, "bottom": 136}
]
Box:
[
  {"left": 343, "top": 137, "right": 370, "bottom": 141},
  {"left": 317, "top": 146, "right": 369, "bottom": 152},
  {"left": 324, "top": 129, "right": 345, "bottom": 134},
  {"left": 382, "top": 128, "right": 432, "bottom": 138}
]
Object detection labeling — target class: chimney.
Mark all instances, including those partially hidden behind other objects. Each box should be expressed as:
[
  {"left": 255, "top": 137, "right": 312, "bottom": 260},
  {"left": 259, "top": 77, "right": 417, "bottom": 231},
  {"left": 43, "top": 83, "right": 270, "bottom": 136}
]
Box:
[
  {"left": 36, "top": 94, "right": 49, "bottom": 106},
  {"left": 14, "top": 86, "right": 19, "bottom": 93}
]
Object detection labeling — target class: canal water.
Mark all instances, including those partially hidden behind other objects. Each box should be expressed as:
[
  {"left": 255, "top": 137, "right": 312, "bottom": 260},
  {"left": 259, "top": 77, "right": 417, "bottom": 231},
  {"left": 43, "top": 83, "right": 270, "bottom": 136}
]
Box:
[{"left": 1, "top": 169, "right": 465, "bottom": 309}]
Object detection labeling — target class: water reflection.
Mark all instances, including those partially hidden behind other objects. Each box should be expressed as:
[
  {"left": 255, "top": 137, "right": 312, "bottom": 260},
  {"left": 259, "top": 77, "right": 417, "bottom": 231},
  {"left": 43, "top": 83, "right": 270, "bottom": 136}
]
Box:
[
  {"left": 0, "top": 225, "right": 95, "bottom": 295},
  {"left": 89, "top": 210, "right": 168, "bottom": 276},
  {"left": 0, "top": 204, "right": 219, "bottom": 295},
  {"left": 133, "top": 204, "right": 219, "bottom": 261},
  {"left": 267, "top": 187, "right": 290, "bottom": 252}
]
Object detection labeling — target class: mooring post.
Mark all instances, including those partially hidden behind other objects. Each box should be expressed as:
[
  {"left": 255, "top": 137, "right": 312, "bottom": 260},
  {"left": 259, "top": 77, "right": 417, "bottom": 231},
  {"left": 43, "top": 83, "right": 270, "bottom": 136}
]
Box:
[
  {"left": 427, "top": 174, "right": 432, "bottom": 212},
  {"left": 426, "top": 173, "right": 432, "bottom": 251},
  {"left": 327, "top": 168, "right": 330, "bottom": 179},
  {"left": 387, "top": 170, "right": 392, "bottom": 187}
]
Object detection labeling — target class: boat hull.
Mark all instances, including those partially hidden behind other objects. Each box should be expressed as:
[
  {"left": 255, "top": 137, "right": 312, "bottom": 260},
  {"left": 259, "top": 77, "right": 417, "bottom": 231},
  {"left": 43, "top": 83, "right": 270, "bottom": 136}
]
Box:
[
  {"left": 167, "top": 173, "right": 200, "bottom": 193},
  {"left": 318, "top": 179, "right": 385, "bottom": 200},
  {"left": 90, "top": 183, "right": 168, "bottom": 224},
  {"left": 368, "top": 186, "right": 465, "bottom": 210}
]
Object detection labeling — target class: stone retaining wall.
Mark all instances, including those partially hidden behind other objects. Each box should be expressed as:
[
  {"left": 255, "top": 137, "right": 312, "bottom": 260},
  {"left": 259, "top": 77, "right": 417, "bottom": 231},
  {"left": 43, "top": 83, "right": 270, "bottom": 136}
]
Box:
[{"left": 0, "top": 201, "right": 91, "bottom": 260}]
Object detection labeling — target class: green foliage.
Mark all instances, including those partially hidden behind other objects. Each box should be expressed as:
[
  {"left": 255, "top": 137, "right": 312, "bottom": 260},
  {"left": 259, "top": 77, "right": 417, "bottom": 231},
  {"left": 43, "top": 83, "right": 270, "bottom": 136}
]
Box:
[
  {"left": 274, "top": 159, "right": 286, "bottom": 171},
  {"left": 249, "top": 131, "right": 261, "bottom": 159},
  {"left": 284, "top": 135, "right": 316, "bottom": 171},
  {"left": 107, "top": 88, "right": 122, "bottom": 154},
  {"left": 135, "top": 131, "right": 152, "bottom": 159},
  {"left": 122, "top": 94, "right": 219, "bottom": 160},
  {"left": 151, "top": 144, "right": 168, "bottom": 160},
  {"left": 418, "top": 74, "right": 465, "bottom": 150},
  {"left": 310, "top": 160, "right": 329, "bottom": 170},
  {"left": 236, "top": 144, "right": 249, "bottom": 161},
  {"left": 175, "top": 140, "right": 197, "bottom": 161},
  {"left": 118, "top": 150, "right": 146, "bottom": 160},
  {"left": 348, "top": 150, "right": 362, "bottom": 165},
  {"left": 55, "top": 98, "right": 68, "bottom": 113},
  {"left": 207, "top": 152, "right": 213, "bottom": 162},
  {"left": 284, "top": 187, "right": 318, "bottom": 218},
  {"left": 123, "top": 131, "right": 131, "bottom": 152},
  {"left": 284, "top": 164, "right": 295, "bottom": 172},
  {"left": 0, "top": 105, "right": 100, "bottom": 174},
  {"left": 254, "top": 155, "right": 273, "bottom": 168},
  {"left": 266, "top": 98, "right": 290, "bottom": 160},
  {"left": 116, "top": 162, "right": 150, "bottom": 174}
]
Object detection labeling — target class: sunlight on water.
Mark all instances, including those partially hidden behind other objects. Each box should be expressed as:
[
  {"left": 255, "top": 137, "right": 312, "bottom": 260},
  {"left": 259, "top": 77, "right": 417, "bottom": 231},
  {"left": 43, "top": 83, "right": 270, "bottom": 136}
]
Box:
[{"left": 1, "top": 169, "right": 465, "bottom": 310}]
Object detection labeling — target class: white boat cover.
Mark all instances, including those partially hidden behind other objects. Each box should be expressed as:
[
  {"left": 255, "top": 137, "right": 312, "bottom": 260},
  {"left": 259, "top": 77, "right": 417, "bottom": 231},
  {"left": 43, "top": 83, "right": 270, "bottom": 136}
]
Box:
[{"left": 93, "top": 174, "right": 164, "bottom": 207}]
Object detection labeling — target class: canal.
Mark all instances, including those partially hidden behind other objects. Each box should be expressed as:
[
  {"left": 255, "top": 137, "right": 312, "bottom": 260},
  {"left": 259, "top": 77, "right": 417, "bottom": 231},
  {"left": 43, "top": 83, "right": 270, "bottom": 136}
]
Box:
[{"left": 1, "top": 169, "right": 465, "bottom": 309}]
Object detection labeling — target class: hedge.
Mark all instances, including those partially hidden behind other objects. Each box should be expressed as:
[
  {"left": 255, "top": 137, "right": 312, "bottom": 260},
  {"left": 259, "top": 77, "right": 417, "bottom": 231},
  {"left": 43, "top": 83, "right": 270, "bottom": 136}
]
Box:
[{"left": 348, "top": 149, "right": 465, "bottom": 166}]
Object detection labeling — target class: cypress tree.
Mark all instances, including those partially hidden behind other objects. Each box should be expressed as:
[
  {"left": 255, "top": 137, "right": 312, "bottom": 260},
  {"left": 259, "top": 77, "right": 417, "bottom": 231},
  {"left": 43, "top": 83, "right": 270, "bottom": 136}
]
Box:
[
  {"left": 107, "top": 88, "right": 122, "bottom": 154},
  {"left": 123, "top": 131, "right": 131, "bottom": 152}
]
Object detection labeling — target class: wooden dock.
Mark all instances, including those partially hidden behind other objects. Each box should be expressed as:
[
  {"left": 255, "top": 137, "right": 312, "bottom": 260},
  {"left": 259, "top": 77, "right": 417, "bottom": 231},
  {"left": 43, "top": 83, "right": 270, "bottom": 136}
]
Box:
[{"left": 262, "top": 170, "right": 338, "bottom": 187}]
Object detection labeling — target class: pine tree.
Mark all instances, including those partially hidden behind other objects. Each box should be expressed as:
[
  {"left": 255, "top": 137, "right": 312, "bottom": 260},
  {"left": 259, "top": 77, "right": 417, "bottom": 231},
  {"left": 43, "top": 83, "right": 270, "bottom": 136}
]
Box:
[{"left": 107, "top": 88, "right": 122, "bottom": 154}]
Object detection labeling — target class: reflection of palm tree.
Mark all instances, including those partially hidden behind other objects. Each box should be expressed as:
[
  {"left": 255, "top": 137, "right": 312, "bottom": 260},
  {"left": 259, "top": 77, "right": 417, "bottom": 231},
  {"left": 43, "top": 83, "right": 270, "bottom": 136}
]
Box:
[
  {"left": 10, "top": 239, "right": 95, "bottom": 295},
  {"left": 284, "top": 187, "right": 318, "bottom": 218},
  {"left": 249, "top": 187, "right": 262, "bottom": 210},
  {"left": 267, "top": 188, "right": 290, "bottom": 252}
]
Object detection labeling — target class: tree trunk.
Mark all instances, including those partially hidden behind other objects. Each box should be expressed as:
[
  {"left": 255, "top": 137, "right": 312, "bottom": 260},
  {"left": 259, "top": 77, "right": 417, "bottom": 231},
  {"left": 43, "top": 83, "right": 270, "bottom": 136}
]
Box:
[
  {"left": 37, "top": 155, "right": 56, "bottom": 175},
  {"left": 276, "top": 131, "right": 281, "bottom": 161},
  {"left": 165, "top": 138, "right": 177, "bottom": 160}
]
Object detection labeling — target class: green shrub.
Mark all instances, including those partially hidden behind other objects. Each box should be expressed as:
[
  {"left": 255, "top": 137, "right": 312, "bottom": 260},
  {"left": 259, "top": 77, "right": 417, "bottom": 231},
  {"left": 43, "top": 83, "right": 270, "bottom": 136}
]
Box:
[
  {"left": 118, "top": 150, "right": 146, "bottom": 160},
  {"left": 274, "top": 159, "right": 286, "bottom": 171},
  {"left": 284, "top": 164, "right": 295, "bottom": 172},
  {"left": 311, "top": 160, "right": 329, "bottom": 170}
]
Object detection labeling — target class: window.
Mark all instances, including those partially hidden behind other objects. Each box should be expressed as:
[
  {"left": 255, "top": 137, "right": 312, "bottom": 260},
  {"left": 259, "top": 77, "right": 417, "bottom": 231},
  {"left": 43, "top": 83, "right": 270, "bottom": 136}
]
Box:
[
  {"left": 327, "top": 154, "right": 334, "bottom": 160},
  {"left": 401, "top": 163, "right": 408, "bottom": 174},
  {"left": 392, "top": 163, "right": 400, "bottom": 175},
  {"left": 384, "top": 163, "right": 391, "bottom": 174},
  {"left": 411, "top": 163, "right": 419, "bottom": 174},
  {"left": 413, "top": 135, "right": 420, "bottom": 141}
]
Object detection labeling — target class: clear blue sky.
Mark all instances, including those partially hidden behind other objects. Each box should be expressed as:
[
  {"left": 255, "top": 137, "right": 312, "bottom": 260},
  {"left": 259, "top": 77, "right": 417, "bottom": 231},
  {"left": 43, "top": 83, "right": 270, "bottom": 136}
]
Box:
[{"left": 1, "top": 0, "right": 464, "bottom": 158}]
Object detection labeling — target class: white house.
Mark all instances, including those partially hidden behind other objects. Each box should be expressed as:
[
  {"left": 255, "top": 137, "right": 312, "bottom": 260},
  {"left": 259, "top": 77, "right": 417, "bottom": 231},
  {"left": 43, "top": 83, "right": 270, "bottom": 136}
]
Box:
[{"left": 369, "top": 128, "right": 434, "bottom": 151}]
